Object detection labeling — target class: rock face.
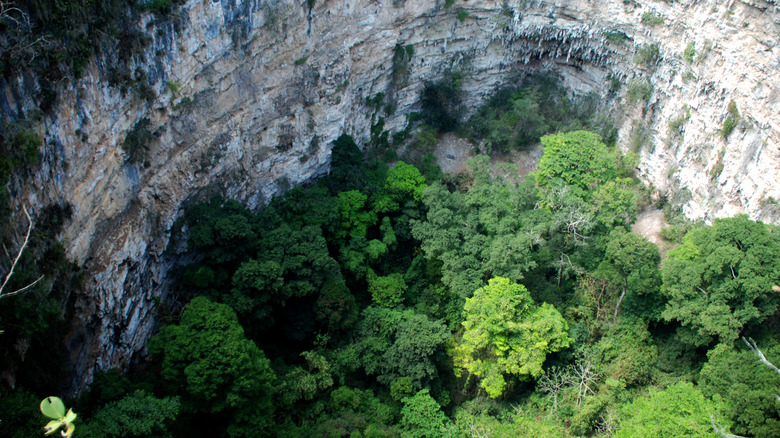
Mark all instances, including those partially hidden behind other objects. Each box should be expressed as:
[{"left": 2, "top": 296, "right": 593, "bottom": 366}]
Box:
[{"left": 2, "top": 0, "right": 778, "bottom": 393}]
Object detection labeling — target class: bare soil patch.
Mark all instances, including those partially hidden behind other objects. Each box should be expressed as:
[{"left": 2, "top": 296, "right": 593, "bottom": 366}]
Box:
[{"left": 632, "top": 208, "right": 671, "bottom": 257}]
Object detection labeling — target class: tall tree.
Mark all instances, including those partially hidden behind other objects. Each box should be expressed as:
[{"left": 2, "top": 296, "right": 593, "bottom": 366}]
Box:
[
  {"left": 617, "top": 381, "right": 730, "bottom": 437},
  {"left": 352, "top": 306, "right": 450, "bottom": 389},
  {"left": 593, "top": 228, "right": 663, "bottom": 321},
  {"left": 661, "top": 215, "right": 780, "bottom": 346},
  {"left": 412, "top": 163, "right": 538, "bottom": 300},
  {"left": 452, "top": 277, "right": 572, "bottom": 398},
  {"left": 400, "top": 389, "right": 453, "bottom": 438},
  {"left": 699, "top": 341, "right": 780, "bottom": 437},
  {"left": 536, "top": 131, "right": 617, "bottom": 203},
  {"left": 148, "top": 297, "right": 276, "bottom": 437}
]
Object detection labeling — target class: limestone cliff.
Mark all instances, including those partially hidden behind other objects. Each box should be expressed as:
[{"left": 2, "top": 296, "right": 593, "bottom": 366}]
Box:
[{"left": 1, "top": 0, "right": 778, "bottom": 393}]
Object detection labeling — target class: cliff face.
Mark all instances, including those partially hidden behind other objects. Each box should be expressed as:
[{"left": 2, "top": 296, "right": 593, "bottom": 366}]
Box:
[{"left": 2, "top": 0, "right": 778, "bottom": 393}]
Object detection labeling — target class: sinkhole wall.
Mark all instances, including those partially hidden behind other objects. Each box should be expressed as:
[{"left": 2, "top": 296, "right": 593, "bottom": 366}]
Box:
[{"left": 1, "top": 0, "right": 778, "bottom": 393}]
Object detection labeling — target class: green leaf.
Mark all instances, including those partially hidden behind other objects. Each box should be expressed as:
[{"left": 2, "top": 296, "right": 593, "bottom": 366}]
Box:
[
  {"left": 43, "top": 419, "right": 63, "bottom": 435},
  {"left": 62, "top": 408, "right": 77, "bottom": 423},
  {"left": 40, "top": 397, "right": 66, "bottom": 419}
]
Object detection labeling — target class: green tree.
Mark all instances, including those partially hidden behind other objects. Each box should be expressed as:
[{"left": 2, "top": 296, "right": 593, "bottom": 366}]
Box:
[
  {"left": 184, "top": 197, "right": 257, "bottom": 264},
  {"left": 0, "top": 388, "right": 41, "bottom": 438},
  {"left": 483, "top": 92, "right": 549, "bottom": 152},
  {"left": 452, "top": 277, "right": 572, "bottom": 398},
  {"left": 277, "top": 386, "right": 398, "bottom": 437},
  {"left": 148, "top": 297, "right": 276, "bottom": 437},
  {"left": 617, "top": 381, "right": 730, "bottom": 437},
  {"left": 327, "top": 133, "right": 368, "bottom": 194},
  {"left": 315, "top": 278, "right": 358, "bottom": 331},
  {"left": 374, "top": 161, "right": 427, "bottom": 214},
  {"left": 588, "top": 318, "right": 658, "bottom": 387},
  {"left": 78, "top": 391, "right": 179, "bottom": 438},
  {"left": 593, "top": 229, "right": 663, "bottom": 321},
  {"left": 421, "top": 73, "right": 463, "bottom": 132},
  {"left": 590, "top": 178, "right": 638, "bottom": 229},
  {"left": 400, "top": 389, "right": 453, "bottom": 438},
  {"left": 661, "top": 215, "right": 780, "bottom": 346},
  {"left": 536, "top": 131, "right": 617, "bottom": 203},
  {"left": 353, "top": 306, "right": 450, "bottom": 388},
  {"left": 699, "top": 341, "right": 780, "bottom": 437},
  {"left": 337, "top": 190, "right": 376, "bottom": 240},
  {"left": 255, "top": 224, "right": 341, "bottom": 300},
  {"left": 368, "top": 271, "right": 408, "bottom": 308},
  {"left": 412, "top": 164, "right": 538, "bottom": 300},
  {"left": 277, "top": 351, "right": 334, "bottom": 406}
]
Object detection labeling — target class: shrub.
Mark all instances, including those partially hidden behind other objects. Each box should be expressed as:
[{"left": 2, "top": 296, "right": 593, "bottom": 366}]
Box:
[
  {"left": 626, "top": 78, "right": 653, "bottom": 105},
  {"left": 720, "top": 100, "right": 740, "bottom": 139},
  {"left": 683, "top": 42, "right": 695, "bottom": 63},
  {"left": 604, "top": 31, "right": 629, "bottom": 45},
  {"left": 634, "top": 43, "right": 660, "bottom": 66},
  {"left": 457, "top": 9, "right": 469, "bottom": 22},
  {"left": 640, "top": 11, "right": 664, "bottom": 26}
]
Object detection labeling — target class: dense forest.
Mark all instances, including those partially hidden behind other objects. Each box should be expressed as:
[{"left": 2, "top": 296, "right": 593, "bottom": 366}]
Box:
[{"left": 1, "top": 69, "right": 779, "bottom": 437}]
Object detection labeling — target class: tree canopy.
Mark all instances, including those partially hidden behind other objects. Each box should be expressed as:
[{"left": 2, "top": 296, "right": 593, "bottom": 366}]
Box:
[
  {"left": 661, "top": 215, "right": 780, "bottom": 345},
  {"left": 452, "top": 277, "right": 572, "bottom": 398},
  {"left": 148, "top": 297, "right": 276, "bottom": 437}
]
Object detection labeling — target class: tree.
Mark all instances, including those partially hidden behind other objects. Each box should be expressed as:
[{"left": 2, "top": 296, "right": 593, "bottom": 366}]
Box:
[
  {"left": 400, "top": 389, "right": 453, "bottom": 438},
  {"left": 353, "top": 306, "right": 450, "bottom": 389},
  {"left": 590, "top": 178, "right": 638, "bottom": 230},
  {"left": 78, "top": 391, "right": 179, "bottom": 438},
  {"left": 588, "top": 317, "right": 658, "bottom": 387},
  {"left": 373, "top": 161, "right": 427, "bottom": 214},
  {"left": 327, "top": 133, "right": 368, "bottom": 195},
  {"left": 593, "top": 229, "right": 662, "bottom": 321},
  {"left": 315, "top": 278, "right": 357, "bottom": 331},
  {"left": 368, "top": 271, "right": 407, "bottom": 308},
  {"left": 277, "top": 351, "right": 334, "bottom": 406},
  {"left": 276, "top": 386, "right": 398, "bottom": 437},
  {"left": 661, "top": 215, "right": 780, "bottom": 346},
  {"left": 483, "top": 92, "right": 548, "bottom": 152},
  {"left": 421, "top": 73, "right": 463, "bottom": 132},
  {"left": 617, "top": 381, "right": 730, "bottom": 437},
  {"left": 412, "top": 167, "right": 538, "bottom": 300},
  {"left": 536, "top": 131, "right": 617, "bottom": 203},
  {"left": 699, "top": 341, "right": 780, "bottom": 437},
  {"left": 337, "top": 190, "right": 376, "bottom": 240},
  {"left": 255, "top": 224, "right": 341, "bottom": 300},
  {"left": 452, "top": 277, "right": 572, "bottom": 398},
  {"left": 148, "top": 297, "right": 276, "bottom": 437}
]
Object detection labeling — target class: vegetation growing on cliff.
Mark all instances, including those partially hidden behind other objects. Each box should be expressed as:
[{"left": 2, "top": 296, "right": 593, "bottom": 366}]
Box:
[{"left": 1, "top": 73, "right": 778, "bottom": 438}]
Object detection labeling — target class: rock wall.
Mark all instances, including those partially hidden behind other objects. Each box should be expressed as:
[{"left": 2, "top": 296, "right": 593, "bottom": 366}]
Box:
[{"left": 2, "top": 0, "right": 778, "bottom": 393}]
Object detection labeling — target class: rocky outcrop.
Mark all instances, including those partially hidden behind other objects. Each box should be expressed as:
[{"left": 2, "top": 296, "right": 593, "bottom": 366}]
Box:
[{"left": 2, "top": 0, "right": 778, "bottom": 393}]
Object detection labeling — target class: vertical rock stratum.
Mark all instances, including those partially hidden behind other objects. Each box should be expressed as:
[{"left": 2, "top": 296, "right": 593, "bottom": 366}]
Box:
[{"left": 1, "top": 0, "right": 778, "bottom": 393}]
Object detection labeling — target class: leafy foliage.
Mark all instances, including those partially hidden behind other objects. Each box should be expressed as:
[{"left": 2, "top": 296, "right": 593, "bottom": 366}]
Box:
[
  {"left": 453, "top": 277, "right": 572, "bottom": 398},
  {"left": 78, "top": 391, "right": 179, "bottom": 438},
  {"left": 148, "top": 297, "right": 276, "bottom": 437},
  {"left": 617, "top": 381, "right": 729, "bottom": 437},
  {"left": 351, "top": 306, "right": 450, "bottom": 389},
  {"left": 413, "top": 159, "right": 540, "bottom": 301},
  {"left": 421, "top": 72, "right": 464, "bottom": 132},
  {"left": 400, "top": 389, "right": 453, "bottom": 438},
  {"left": 699, "top": 341, "right": 780, "bottom": 437},
  {"left": 463, "top": 76, "right": 613, "bottom": 152},
  {"left": 661, "top": 215, "right": 780, "bottom": 346},
  {"left": 536, "top": 131, "right": 617, "bottom": 203}
]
